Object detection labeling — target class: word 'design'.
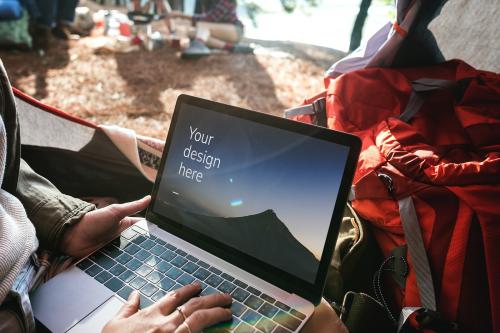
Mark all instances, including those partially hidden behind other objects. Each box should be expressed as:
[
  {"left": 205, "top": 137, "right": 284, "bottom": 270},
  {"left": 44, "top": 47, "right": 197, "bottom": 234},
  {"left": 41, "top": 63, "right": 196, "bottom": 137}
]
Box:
[{"left": 178, "top": 126, "right": 222, "bottom": 182}]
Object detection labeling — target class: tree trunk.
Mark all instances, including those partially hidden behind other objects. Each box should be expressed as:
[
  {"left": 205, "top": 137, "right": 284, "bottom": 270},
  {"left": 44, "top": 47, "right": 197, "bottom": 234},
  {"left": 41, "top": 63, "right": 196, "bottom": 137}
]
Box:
[{"left": 349, "top": 0, "right": 373, "bottom": 52}]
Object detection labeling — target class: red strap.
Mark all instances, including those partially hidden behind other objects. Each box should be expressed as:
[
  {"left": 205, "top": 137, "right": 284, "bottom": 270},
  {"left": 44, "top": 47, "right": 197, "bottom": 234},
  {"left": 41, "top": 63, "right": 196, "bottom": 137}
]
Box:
[
  {"left": 12, "top": 87, "right": 97, "bottom": 128},
  {"left": 393, "top": 21, "right": 408, "bottom": 37}
]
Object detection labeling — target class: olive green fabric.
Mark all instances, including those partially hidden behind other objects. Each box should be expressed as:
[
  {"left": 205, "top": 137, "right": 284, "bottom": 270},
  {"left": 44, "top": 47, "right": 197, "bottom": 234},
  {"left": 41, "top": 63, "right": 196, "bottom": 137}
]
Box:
[
  {"left": 324, "top": 203, "right": 382, "bottom": 305},
  {"left": 16, "top": 160, "right": 95, "bottom": 251},
  {"left": 0, "top": 308, "right": 24, "bottom": 333},
  {"left": 323, "top": 203, "right": 396, "bottom": 333},
  {"left": 1, "top": 59, "right": 95, "bottom": 252}
]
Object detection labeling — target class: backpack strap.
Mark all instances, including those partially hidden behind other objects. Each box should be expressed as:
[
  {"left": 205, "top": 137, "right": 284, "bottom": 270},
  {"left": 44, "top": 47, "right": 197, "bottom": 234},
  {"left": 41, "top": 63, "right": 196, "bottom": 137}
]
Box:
[
  {"left": 397, "top": 197, "right": 460, "bottom": 332},
  {"left": 398, "top": 197, "right": 437, "bottom": 312},
  {"left": 399, "top": 78, "right": 470, "bottom": 122}
]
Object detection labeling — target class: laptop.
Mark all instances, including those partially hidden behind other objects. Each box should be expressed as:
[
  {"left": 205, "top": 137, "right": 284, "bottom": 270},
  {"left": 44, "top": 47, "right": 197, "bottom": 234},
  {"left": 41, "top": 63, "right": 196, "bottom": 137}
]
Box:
[{"left": 31, "top": 94, "right": 361, "bottom": 333}]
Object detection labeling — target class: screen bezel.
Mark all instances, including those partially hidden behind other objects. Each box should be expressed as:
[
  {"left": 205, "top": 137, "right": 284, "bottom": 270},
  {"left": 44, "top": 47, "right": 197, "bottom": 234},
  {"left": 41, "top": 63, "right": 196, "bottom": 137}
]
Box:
[{"left": 146, "top": 94, "right": 360, "bottom": 304}]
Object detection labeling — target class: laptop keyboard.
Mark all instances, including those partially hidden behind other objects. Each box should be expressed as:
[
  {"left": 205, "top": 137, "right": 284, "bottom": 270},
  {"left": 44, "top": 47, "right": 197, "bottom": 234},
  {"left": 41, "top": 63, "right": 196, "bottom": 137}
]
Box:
[{"left": 77, "top": 226, "right": 306, "bottom": 332}]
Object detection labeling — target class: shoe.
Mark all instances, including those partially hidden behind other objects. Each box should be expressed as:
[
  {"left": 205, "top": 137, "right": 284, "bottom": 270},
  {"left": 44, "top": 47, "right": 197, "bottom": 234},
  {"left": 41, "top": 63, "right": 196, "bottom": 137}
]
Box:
[
  {"left": 231, "top": 44, "right": 254, "bottom": 54},
  {"left": 52, "top": 24, "right": 71, "bottom": 40},
  {"left": 181, "top": 39, "right": 211, "bottom": 59},
  {"left": 64, "top": 22, "right": 90, "bottom": 37}
]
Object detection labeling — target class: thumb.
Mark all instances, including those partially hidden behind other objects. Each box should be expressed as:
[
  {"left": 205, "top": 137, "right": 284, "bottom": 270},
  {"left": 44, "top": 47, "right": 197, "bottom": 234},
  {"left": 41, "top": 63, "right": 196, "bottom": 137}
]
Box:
[
  {"left": 117, "top": 291, "right": 140, "bottom": 319},
  {"left": 108, "top": 196, "right": 151, "bottom": 221}
]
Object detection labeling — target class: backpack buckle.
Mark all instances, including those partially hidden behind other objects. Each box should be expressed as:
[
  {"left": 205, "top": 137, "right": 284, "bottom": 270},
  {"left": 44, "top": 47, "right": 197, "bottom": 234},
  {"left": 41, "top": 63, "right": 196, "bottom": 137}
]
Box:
[
  {"left": 416, "top": 308, "right": 459, "bottom": 332},
  {"left": 312, "top": 97, "right": 327, "bottom": 127}
]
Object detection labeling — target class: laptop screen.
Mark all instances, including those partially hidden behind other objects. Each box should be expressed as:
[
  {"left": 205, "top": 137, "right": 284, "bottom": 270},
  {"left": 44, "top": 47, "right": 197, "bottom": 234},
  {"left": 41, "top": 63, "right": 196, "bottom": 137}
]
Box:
[{"left": 151, "top": 99, "right": 351, "bottom": 285}]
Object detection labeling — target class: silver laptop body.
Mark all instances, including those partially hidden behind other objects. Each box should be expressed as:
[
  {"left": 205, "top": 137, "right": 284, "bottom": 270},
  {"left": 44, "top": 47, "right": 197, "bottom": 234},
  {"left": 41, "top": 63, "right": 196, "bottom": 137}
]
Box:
[{"left": 31, "top": 95, "right": 361, "bottom": 333}]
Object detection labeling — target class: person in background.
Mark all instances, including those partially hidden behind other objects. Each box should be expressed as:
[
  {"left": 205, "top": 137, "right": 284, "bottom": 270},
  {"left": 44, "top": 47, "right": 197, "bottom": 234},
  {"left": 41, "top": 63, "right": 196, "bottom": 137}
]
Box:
[
  {"left": 169, "top": 0, "right": 246, "bottom": 51},
  {"left": 30, "top": 0, "right": 80, "bottom": 50},
  {"left": 131, "top": 0, "right": 173, "bottom": 34}
]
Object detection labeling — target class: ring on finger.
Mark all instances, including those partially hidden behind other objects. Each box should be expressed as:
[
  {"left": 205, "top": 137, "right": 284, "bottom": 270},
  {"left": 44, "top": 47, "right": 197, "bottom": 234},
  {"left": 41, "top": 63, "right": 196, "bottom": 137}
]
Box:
[
  {"left": 182, "top": 321, "right": 193, "bottom": 333},
  {"left": 176, "top": 306, "right": 188, "bottom": 321}
]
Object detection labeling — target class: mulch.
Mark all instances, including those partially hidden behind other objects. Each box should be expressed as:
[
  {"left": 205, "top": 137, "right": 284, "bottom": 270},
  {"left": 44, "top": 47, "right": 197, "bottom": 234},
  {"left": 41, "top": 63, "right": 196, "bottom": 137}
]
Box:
[{"left": 1, "top": 36, "right": 331, "bottom": 139}]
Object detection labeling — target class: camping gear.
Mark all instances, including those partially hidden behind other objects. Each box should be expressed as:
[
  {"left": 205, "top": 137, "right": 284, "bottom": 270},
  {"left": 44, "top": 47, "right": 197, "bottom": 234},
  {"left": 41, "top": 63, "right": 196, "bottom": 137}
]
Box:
[
  {"left": 326, "top": 0, "right": 423, "bottom": 79},
  {"left": 284, "top": 3, "right": 500, "bottom": 330},
  {"left": 0, "top": 8, "right": 31, "bottom": 48},
  {"left": 74, "top": 6, "right": 95, "bottom": 34},
  {"left": 289, "top": 60, "right": 500, "bottom": 333},
  {"left": 0, "top": 0, "right": 22, "bottom": 20},
  {"left": 127, "top": 0, "right": 173, "bottom": 49}
]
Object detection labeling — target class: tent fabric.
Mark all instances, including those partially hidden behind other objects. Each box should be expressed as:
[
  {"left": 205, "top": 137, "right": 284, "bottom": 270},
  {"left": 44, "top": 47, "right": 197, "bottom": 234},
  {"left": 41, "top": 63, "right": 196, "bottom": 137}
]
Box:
[
  {"left": 326, "top": 0, "right": 423, "bottom": 79},
  {"left": 327, "top": 0, "right": 499, "bottom": 80},
  {"left": 14, "top": 88, "right": 158, "bottom": 202}
]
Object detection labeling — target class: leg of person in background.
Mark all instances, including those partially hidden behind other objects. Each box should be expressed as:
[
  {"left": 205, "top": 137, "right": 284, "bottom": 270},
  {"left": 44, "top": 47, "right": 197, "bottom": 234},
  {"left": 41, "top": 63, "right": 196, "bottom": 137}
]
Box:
[
  {"left": 183, "top": 22, "right": 239, "bottom": 46},
  {"left": 52, "top": 0, "right": 80, "bottom": 39},
  {"left": 196, "top": 21, "right": 240, "bottom": 49},
  {"left": 181, "top": 20, "right": 249, "bottom": 56},
  {"left": 32, "top": 0, "right": 57, "bottom": 50},
  {"left": 131, "top": 0, "right": 172, "bottom": 34},
  {"left": 155, "top": 0, "right": 173, "bottom": 33},
  {"left": 132, "top": 0, "right": 141, "bottom": 11},
  {"left": 35, "top": 0, "right": 57, "bottom": 29},
  {"left": 197, "top": 22, "right": 241, "bottom": 43}
]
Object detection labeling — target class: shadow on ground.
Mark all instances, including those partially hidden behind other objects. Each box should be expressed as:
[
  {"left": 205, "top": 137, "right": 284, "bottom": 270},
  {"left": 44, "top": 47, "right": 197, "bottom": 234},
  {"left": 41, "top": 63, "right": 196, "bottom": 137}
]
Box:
[
  {"left": 113, "top": 47, "right": 286, "bottom": 119},
  {"left": 0, "top": 36, "right": 332, "bottom": 138},
  {"left": 2, "top": 41, "right": 71, "bottom": 100}
]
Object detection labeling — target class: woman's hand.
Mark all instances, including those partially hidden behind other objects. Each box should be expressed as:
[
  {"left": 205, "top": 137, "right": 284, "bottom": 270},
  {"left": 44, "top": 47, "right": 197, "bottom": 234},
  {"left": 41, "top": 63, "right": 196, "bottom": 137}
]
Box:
[
  {"left": 103, "top": 283, "right": 232, "bottom": 333},
  {"left": 59, "top": 196, "right": 151, "bottom": 258}
]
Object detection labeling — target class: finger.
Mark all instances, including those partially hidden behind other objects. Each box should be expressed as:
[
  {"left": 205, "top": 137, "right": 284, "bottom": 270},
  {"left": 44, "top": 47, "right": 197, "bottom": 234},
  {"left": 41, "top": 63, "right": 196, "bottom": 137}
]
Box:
[
  {"left": 78, "top": 216, "right": 144, "bottom": 256},
  {"left": 155, "top": 283, "right": 202, "bottom": 315},
  {"left": 175, "top": 308, "right": 232, "bottom": 333},
  {"left": 108, "top": 196, "right": 151, "bottom": 221},
  {"left": 118, "top": 217, "right": 143, "bottom": 232},
  {"left": 116, "top": 290, "right": 140, "bottom": 319},
  {"left": 181, "top": 293, "right": 232, "bottom": 317}
]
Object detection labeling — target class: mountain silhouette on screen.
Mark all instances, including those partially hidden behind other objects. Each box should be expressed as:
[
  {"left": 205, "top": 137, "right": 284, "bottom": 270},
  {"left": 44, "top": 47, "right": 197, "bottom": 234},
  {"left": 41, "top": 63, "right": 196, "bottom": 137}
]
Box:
[{"left": 160, "top": 203, "right": 320, "bottom": 282}]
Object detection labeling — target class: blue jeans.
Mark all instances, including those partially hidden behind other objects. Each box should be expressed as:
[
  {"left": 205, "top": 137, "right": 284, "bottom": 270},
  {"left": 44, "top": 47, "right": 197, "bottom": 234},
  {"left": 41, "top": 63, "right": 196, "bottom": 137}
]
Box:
[{"left": 35, "top": 0, "right": 79, "bottom": 28}]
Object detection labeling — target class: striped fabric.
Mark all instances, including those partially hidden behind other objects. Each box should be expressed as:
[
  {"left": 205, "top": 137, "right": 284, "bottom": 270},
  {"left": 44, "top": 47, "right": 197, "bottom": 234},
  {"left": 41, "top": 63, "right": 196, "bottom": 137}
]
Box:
[{"left": 193, "top": 0, "right": 243, "bottom": 27}]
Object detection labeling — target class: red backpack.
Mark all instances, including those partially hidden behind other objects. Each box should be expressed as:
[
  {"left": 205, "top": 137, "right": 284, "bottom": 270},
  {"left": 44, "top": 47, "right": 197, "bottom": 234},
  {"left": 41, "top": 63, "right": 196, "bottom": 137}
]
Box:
[{"left": 290, "top": 60, "right": 500, "bottom": 332}]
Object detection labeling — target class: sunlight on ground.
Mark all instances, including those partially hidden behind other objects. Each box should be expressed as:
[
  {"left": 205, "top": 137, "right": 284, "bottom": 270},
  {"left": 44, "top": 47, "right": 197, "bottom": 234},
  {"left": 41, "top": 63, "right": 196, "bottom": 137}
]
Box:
[{"left": 240, "top": 0, "right": 394, "bottom": 52}]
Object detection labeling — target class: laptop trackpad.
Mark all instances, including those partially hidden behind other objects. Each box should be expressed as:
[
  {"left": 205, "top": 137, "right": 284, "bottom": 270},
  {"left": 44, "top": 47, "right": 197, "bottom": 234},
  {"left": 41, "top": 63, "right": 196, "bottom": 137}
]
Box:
[
  {"left": 67, "top": 296, "right": 124, "bottom": 333},
  {"left": 31, "top": 267, "right": 114, "bottom": 333}
]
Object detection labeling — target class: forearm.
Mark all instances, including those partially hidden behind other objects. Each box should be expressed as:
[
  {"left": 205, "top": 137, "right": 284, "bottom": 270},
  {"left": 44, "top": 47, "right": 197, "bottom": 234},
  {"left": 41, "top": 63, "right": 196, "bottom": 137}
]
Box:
[{"left": 15, "top": 159, "right": 95, "bottom": 251}]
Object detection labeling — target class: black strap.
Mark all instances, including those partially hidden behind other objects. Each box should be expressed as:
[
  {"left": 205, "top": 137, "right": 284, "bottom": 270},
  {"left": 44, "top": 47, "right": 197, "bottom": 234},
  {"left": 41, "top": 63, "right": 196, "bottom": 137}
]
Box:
[
  {"left": 415, "top": 308, "right": 459, "bottom": 332},
  {"left": 340, "top": 292, "right": 396, "bottom": 333},
  {"left": 399, "top": 79, "right": 457, "bottom": 122},
  {"left": 399, "top": 78, "right": 471, "bottom": 122},
  {"left": 312, "top": 97, "right": 327, "bottom": 127},
  {"left": 283, "top": 97, "right": 327, "bottom": 127}
]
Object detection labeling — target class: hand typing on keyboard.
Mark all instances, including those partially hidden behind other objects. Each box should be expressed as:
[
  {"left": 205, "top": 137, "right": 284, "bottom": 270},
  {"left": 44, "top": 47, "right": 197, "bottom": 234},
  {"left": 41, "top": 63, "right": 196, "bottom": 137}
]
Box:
[
  {"left": 80, "top": 226, "right": 313, "bottom": 332},
  {"left": 59, "top": 196, "right": 151, "bottom": 258},
  {"left": 102, "top": 282, "right": 232, "bottom": 333}
]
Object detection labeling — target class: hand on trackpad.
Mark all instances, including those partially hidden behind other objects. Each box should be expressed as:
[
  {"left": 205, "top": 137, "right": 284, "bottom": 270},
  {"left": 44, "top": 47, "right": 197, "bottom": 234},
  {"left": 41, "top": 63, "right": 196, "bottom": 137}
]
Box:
[{"left": 31, "top": 267, "right": 114, "bottom": 333}]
